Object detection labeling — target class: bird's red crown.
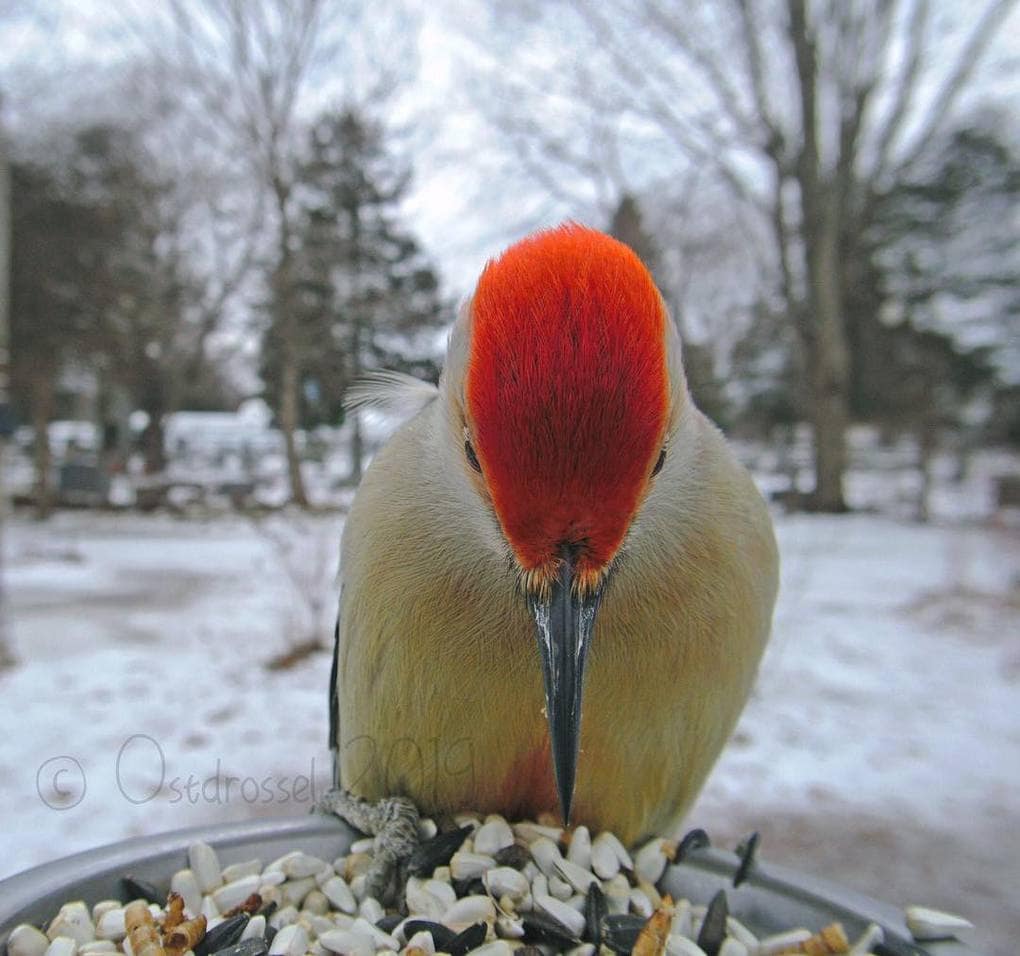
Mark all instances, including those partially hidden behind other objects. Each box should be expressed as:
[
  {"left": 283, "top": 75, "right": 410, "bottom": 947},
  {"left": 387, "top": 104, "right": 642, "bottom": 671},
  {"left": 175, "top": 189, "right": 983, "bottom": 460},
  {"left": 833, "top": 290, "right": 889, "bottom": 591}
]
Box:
[{"left": 466, "top": 224, "right": 670, "bottom": 590}]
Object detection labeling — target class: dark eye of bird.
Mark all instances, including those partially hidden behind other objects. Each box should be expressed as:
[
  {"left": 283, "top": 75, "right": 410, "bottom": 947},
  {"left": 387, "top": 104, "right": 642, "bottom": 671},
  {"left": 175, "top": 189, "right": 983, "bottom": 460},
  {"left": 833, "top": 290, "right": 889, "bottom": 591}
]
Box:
[
  {"left": 465, "top": 439, "right": 482, "bottom": 473},
  {"left": 652, "top": 448, "right": 666, "bottom": 477}
]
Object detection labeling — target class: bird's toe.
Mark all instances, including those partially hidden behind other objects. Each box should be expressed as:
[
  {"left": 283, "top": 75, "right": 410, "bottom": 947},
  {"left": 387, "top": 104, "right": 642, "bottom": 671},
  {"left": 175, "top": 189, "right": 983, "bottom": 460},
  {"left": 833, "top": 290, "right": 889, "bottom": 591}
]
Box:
[{"left": 316, "top": 788, "right": 421, "bottom": 904}]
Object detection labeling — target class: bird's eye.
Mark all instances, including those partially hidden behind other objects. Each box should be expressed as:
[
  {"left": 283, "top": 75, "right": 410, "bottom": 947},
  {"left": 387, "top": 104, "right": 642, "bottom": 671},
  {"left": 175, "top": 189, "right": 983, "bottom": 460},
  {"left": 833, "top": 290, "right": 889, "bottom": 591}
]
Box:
[
  {"left": 465, "top": 439, "right": 482, "bottom": 473},
  {"left": 651, "top": 448, "right": 666, "bottom": 477}
]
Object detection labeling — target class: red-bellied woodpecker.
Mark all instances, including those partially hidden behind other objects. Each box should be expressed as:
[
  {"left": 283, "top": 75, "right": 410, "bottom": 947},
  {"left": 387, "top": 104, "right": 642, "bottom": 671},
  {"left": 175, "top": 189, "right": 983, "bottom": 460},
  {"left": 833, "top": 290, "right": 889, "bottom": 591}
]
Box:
[{"left": 321, "top": 224, "right": 778, "bottom": 896}]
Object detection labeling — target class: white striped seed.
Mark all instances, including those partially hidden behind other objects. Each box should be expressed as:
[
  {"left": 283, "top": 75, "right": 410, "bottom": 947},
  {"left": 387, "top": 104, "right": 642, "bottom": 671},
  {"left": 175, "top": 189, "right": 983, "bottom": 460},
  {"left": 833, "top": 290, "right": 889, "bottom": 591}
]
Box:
[
  {"left": 756, "top": 928, "right": 813, "bottom": 955},
  {"left": 47, "top": 903, "right": 94, "bottom": 945},
  {"left": 565, "top": 827, "right": 591, "bottom": 871},
  {"left": 442, "top": 895, "right": 497, "bottom": 929},
  {"left": 590, "top": 834, "right": 620, "bottom": 880},
  {"left": 7, "top": 925, "right": 50, "bottom": 956},
  {"left": 473, "top": 818, "right": 515, "bottom": 856},
  {"left": 188, "top": 842, "right": 223, "bottom": 893},
  {"left": 170, "top": 871, "right": 203, "bottom": 918},
  {"left": 533, "top": 894, "right": 586, "bottom": 938},
  {"left": 905, "top": 906, "right": 974, "bottom": 941},
  {"left": 317, "top": 930, "right": 373, "bottom": 956},
  {"left": 212, "top": 875, "right": 261, "bottom": 912},
  {"left": 220, "top": 860, "right": 262, "bottom": 883},
  {"left": 268, "top": 924, "right": 308, "bottom": 956},
  {"left": 43, "top": 940, "right": 77, "bottom": 956},
  {"left": 240, "top": 916, "right": 266, "bottom": 942},
  {"left": 450, "top": 852, "right": 497, "bottom": 881}
]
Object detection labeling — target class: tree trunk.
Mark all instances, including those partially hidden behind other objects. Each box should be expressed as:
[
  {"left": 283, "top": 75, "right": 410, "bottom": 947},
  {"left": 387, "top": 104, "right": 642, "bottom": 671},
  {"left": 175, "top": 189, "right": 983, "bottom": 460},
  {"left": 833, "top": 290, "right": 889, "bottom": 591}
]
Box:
[
  {"left": 788, "top": 0, "right": 850, "bottom": 513},
  {"left": 347, "top": 311, "right": 364, "bottom": 484},
  {"left": 30, "top": 371, "right": 54, "bottom": 519},
  {"left": 808, "top": 367, "right": 850, "bottom": 512},
  {"left": 349, "top": 411, "right": 363, "bottom": 485},
  {"left": 141, "top": 413, "right": 167, "bottom": 474},
  {"left": 279, "top": 350, "right": 309, "bottom": 507},
  {"left": 915, "top": 424, "right": 936, "bottom": 523},
  {"left": 776, "top": 423, "right": 798, "bottom": 494},
  {"left": 805, "top": 210, "right": 850, "bottom": 513},
  {"left": 950, "top": 432, "right": 971, "bottom": 484},
  {"left": 272, "top": 179, "right": 309, "bottom": 508},
  {"left": 347, "top": 201, "right": 364, "bottom": 486}
]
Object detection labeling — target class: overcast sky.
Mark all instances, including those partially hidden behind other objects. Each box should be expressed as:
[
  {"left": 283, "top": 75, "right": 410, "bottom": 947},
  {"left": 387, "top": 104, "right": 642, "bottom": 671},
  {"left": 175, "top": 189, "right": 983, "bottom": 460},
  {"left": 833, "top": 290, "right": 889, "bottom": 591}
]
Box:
[
  {"left": 2, "top": 1, "right": 1017, "bottom": 303},
  {"left": 0, "top": 1, "right": 583, "bottom": 298}
]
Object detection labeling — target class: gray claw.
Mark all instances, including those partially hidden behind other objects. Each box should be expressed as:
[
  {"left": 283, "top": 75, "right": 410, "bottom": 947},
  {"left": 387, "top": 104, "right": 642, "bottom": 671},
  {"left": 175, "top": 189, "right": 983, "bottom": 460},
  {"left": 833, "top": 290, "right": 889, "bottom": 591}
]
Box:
[{"left": 316, "top": 788, "right": 420, "bottom": 904}]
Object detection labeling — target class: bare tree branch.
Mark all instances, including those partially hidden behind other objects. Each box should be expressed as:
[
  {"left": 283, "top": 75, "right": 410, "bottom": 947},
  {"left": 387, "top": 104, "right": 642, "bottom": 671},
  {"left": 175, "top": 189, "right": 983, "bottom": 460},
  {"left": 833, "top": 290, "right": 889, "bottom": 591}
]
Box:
[
  {"left": 735, "top": 0, "right": 783, "bottom": 152},
  {"left": 869, "top": 0, "right": 929, "bottom": 183},
  {"left": 568, "top": 0, "right": 773, "bottom": 212},
  {"left": 638, "top": 0, "right": 758, "bottom": 139},
  {"left": 896, "top": 0, "right": 1019, "bottom": 174}
]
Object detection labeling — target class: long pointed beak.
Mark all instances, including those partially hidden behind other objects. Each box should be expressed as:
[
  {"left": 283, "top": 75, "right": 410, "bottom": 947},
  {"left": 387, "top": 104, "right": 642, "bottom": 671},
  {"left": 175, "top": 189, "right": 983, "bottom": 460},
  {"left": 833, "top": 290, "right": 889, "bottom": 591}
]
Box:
[{"left": 528, "top": 558, "right": 604, "bottom": 824}]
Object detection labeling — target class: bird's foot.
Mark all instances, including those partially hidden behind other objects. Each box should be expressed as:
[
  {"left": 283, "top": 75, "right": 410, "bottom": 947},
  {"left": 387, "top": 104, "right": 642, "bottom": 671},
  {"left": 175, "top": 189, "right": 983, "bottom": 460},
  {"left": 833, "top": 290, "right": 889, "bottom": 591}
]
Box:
[{"left": 316, "top": 788, "right": 420, "bottom": 902}]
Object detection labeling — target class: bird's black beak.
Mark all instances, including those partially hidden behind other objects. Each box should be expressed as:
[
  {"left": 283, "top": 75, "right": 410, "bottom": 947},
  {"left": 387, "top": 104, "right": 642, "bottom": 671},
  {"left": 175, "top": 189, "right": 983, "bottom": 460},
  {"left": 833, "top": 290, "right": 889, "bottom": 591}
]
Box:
[{"left": 527, "top": 556, "right": 604, "bottom": 825}]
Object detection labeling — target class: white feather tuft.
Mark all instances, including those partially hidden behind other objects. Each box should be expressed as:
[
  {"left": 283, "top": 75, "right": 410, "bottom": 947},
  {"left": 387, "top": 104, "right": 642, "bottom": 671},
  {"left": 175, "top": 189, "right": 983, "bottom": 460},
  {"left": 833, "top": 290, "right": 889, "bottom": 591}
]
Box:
[{"left": 343, "top": 370, "right": 440, "bottom": 420}]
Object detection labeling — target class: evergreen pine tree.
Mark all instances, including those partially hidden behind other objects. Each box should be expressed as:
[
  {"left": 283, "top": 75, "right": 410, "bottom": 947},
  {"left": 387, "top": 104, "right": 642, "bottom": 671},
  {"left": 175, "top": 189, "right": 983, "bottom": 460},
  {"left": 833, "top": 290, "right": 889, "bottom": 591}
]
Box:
[
  {"left": 608, "top": 193, "right": 730, "bottom": 427},
  {"left": 264, "top": 108, "right": 447, "bottom": 481},
  {"left": 845, "top": 122, "right": 1017, "bottom": 433},
  {"left": 608, "top": 195, "right": 662, "bottom": 280}
]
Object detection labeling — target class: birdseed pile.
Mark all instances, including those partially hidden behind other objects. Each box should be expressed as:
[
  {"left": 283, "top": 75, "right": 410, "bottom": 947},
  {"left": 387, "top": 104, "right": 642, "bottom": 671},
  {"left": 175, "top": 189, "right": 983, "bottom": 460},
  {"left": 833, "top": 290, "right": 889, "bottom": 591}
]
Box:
[{"left": 5, "top": 816, "right": 973, "bottom": 956}]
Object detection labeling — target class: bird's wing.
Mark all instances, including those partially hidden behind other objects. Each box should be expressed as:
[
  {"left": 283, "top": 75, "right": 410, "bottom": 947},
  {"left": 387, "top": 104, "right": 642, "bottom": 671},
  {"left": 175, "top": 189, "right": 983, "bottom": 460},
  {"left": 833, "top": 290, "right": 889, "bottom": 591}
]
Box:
[
  {"left": 333, "top": 373, "right": 437, "bottom": 787},
  {"left": 329, "top": 588, "right": 342, "bottom": 788},
  {"left": 344, "top": 370, "right": 440, "bottom": 422}
]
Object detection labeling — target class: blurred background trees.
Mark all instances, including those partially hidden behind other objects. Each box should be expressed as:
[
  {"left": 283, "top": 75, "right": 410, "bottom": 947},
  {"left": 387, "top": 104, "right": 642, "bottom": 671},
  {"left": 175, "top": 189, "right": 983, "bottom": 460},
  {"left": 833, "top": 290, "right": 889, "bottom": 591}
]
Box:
[
  {"left": 264, "top": 107, "right": 446, "bottom": 484},
  {"left": 130, "top": 0, "right": 402, "bottom": 507},
  {"left": 468, "top": 0, "right": 1019, "bottom": 511},
  {"left": 0, "top": 0, "right": 1017, "bottom": 519}
]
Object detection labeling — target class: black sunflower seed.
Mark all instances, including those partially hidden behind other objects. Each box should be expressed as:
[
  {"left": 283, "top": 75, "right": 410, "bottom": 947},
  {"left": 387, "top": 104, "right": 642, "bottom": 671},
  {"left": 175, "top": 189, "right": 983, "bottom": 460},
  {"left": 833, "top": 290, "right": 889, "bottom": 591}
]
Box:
[
  {"left": 400, "top": 919, "right": 457, "bottom": 951},
  {"left": 406, "top": 825, "right": 474, "bottom": 876},
  {"left": 447, "top": 922, "right": 487, "bottom": 956},
  {"left": 256, "top": 899, "right": 277, "bottom": 920},
  {"left": 696, "top": 889, "right": 729, "bottom": 956},
  {"left": 732, "top": 831, "right": 760, "bottom": 887},
  {"left": 195, "top": 914, "right": 248, "bottom": 956},
  {"left": 376, "top": 914, "right": 403, "bottom": 935},
  {"left": 121, "top": 875, "right": 161, "bottom": 903},
  {"left": 451, "top": 877, "right": 486, "bottom": 897},
  {"left": 521, "top": 909, "right": 580, "bottom": 947},
  {"left": 874, "top": 940, "right": 934, "bottom": 956},
  {"left": 208, "top": 939, "right": 268, "bottom": 956},
  {"left": 601, "top": 913, "right": 647, "bottom": 954},
  {"left": 585, "top": 881, "right": 608, "bottom": 947},
  {"left": 675, "top": 828, "right": 711, "bottom": 861}
]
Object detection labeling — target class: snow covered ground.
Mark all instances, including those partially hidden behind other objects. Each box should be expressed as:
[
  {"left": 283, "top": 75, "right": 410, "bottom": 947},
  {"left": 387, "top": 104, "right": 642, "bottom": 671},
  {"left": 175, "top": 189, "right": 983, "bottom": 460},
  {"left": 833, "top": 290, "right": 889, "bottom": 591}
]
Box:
[{"left": 0, "top": 509, "right": 1017, "bottom": 954}]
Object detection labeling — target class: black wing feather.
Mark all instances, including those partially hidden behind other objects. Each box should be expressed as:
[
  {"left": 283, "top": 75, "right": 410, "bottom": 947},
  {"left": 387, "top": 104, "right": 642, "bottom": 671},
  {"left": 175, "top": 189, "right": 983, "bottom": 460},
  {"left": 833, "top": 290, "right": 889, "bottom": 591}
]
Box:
[{"left": 328, "top": 596, "right": 341, "bottom": 787}]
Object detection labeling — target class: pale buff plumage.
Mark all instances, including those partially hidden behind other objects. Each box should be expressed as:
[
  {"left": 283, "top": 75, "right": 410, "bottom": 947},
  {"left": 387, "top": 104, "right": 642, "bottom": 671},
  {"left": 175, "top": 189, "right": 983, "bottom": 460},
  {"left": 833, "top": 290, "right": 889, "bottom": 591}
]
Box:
[{"left": 335, "top": 303, "right": 778, "bottom": 845}]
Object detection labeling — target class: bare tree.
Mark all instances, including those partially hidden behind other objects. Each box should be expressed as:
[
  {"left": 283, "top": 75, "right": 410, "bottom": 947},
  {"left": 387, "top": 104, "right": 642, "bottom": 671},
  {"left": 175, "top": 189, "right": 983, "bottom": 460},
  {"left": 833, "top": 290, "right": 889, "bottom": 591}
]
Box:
[
  {"left": 464, "top": 0, "right": 1018, "bottom": 511},
  {"left": 121, "top": 0, "right": 415, "bottom": 506},
  {"left": 116, "top": 60, "right": 266, "bottom": 430}
]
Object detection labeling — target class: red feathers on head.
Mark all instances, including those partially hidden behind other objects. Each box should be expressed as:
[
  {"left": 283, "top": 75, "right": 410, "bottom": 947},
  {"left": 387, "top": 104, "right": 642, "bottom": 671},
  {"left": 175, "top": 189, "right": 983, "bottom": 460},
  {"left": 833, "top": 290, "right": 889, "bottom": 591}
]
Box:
[{"left": 466, "top": 223, "right": 670, "bottom": 578}]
